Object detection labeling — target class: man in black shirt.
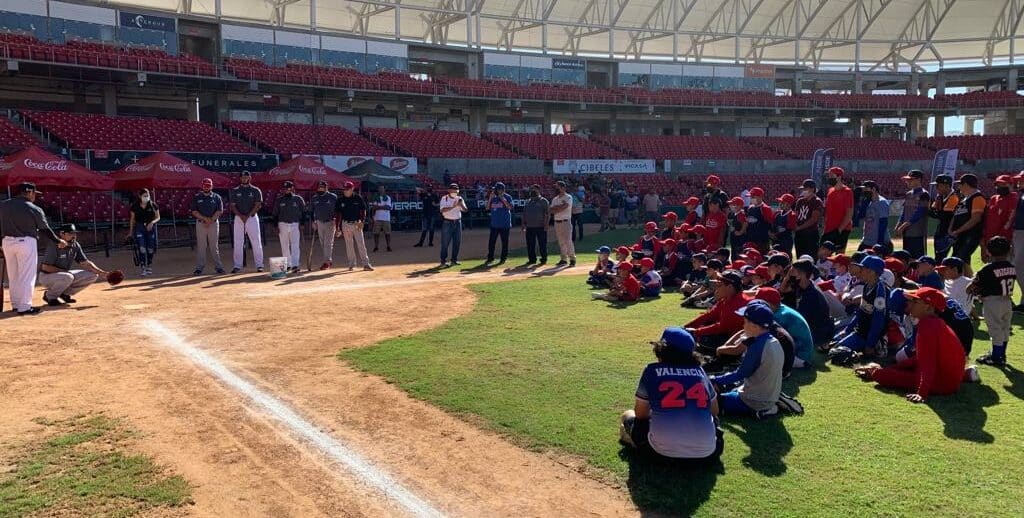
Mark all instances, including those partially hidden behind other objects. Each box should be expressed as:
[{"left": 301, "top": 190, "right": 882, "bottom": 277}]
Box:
[
  {"left": 414, "top": 187, "right": 440, "bottom": 247},
  {"left": 334, "top": 181, "right": 373, "bottom": 271}
]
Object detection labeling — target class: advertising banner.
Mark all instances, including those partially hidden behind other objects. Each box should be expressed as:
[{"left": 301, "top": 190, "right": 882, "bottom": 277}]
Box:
[
  {"left": 553, "top": 159, "right": 656, "bottom": 174},
  {"left": 119, "top": 11, "right": 177, "bottom": 32},
  {"left": 320, "top": 155, "right": 418, "bottom": 175},
  {"left": 89, "top": 151, "right": 278, "bottom": 173}
]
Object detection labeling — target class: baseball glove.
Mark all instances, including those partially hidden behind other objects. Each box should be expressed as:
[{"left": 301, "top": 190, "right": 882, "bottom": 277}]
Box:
[{"left": 106, "top": 270, "right": 125, "bottom": 286}]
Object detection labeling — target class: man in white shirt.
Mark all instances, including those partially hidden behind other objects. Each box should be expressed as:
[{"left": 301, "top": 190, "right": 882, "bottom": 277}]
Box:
[
  {"left": 438, "top": 183, "right": 469, "bottom": 267},
  {"left": 370, "top": 185, "right": 393, "bottom": 252},
  {"left": 551, "top": 181, "right": 576, "bottom": 267}
]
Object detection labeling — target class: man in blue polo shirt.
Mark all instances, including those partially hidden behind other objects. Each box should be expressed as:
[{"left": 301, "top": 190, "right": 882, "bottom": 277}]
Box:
[{"left": 485, "top": 182, "right": 514, "bottom": 265}]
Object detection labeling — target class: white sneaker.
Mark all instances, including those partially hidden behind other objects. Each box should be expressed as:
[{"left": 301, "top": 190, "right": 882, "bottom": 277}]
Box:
[{"left": 965, "top": 365, "right": 981, "bottom": 383}]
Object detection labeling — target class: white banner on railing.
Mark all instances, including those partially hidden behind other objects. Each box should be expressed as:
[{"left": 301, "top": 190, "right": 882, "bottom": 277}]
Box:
[
  {"left": 319, "top": 155, "right": 418, "bottom": 175},
  {"left": 553, "top": 159, "right": 656, "bottom": 174}
]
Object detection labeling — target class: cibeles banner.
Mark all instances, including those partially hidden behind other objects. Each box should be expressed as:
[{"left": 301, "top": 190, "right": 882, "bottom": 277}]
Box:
[
  {"left": 319, "top": 155, "right": 418, "bottom": 175},
  {"left": 552, "top": 159, "right": 656, "bottom": 174}
]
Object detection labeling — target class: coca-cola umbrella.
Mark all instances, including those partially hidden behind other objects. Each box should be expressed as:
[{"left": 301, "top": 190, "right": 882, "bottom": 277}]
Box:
[
  {"left": 0, "top": 146, "right": 113, "bottom": 191},
  {"left": 253, "top": 156, "right": 359, "bottom": 191},
  {"left": 109, "top": 152, "right": 232, "bottom": 191}
]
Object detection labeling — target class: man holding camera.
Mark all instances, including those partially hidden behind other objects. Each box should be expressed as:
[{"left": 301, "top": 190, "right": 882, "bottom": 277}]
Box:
[{"left": 485, "top": 182, "right": 514, "bottom": 265}]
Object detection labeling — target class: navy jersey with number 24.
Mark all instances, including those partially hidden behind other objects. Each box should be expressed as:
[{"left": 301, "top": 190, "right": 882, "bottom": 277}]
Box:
[{"left": 635, "top": 363, "right": 718, "bottom": 458}]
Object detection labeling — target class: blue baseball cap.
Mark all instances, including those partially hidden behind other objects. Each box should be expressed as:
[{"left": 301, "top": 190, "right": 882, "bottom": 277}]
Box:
[
  {"left": 917, "top": 255, "right": 936, "bottom": 266},
  {"left": 938, "top": 256, "right": 964, "bottom": 272},
  {"left": 889, "top": 289, "right": 907, "bottom": 315},
  {"left": 736, "top": 300, "right": 775, "bottom": 328},
  {"left": 856, "top": 255, "right": 885, "bottom": 275},
  {"left": 596, "top": 245, "right": 611, "bottom": 254},
  {"left": 493, "top": 182, "right": 505, "bottom": 190},
  {"left": 656, "top": 327, "right": 696, "bottom": 355}
]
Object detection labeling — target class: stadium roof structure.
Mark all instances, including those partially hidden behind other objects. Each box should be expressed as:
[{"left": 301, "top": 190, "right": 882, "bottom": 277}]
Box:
[{"left": 109, "top": 0, "right": 1019, "bottom": 70}]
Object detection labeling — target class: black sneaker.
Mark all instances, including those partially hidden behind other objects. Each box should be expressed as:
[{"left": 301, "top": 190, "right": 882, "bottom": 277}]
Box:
[
  {"left": 413, "top": 243, "right": 423, "bottom": 247},
  {"left": 977, "top": 354, "right": 1007, "bottom": 367},
  {"left": 44, "top": 297, "right": 64, "bottom": 307},
  {"left": 193, "top": 269, "right": 203, "bottom": 276},
  {"left": 215, "top": 267, "right": 226, "bottom": 274},
  {"left": 387, "top": 247, "right": 392, "bottom": 252},
  {"left": 373, "top": 247, "right": 379, "bottom": 252},
  {"left": 231, "top": 267, "right": 241, "bottom": 274},
  {"left": 556, "top": 260, "right": 568, "bottom": 267},
  {"left": 569, "top": 260, "right": 576, "bottom": 267},
  {"left": 428, "top": 243, "right": 434, "bottom": 247},
  {"left": 452, "top": 261, "right": 461, "bottom": 266},
  {"left": 59, "top": 295, "right": 76, "bottom": 304},
  {"left": 17, "top": 307, "right": 41, "bottom": 316},
  {"left": 256, "top": 267, "right": 264, "bottom": 273}
]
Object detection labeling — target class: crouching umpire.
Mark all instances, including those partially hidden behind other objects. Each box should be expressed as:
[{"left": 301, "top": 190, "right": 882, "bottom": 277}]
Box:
[{"left": 39, "top": 223, "right": 110, "bottom": 306}]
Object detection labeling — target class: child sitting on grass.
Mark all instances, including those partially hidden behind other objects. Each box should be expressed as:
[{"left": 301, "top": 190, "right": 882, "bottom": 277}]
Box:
[
  {"left": 937, "top": 256, "right": 973, "bottom": 311},
  {"left": 682, "top": 259, "right": 723, "bottom": 308},
  {"left": 587, "top": 246, "right": 617, "bottom": 287},
  {"left": 593, "top": 261, "right": 641, "bottom": 302},
  {"left": 639, "top": 258, "right": 663, "bottom": 297}
]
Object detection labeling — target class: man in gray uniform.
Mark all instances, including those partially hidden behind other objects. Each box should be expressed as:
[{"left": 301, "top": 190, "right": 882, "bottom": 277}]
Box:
[
  {"left": 273, "top": 180, "right": 306, "bottom": 273},
  {"left": 310, "top": 180, "right": 338, "bottom": 270},
  {"left": 894, "top": 169, "right": 931, "bottom": 258},
  {"left": 190, "top": 178, "right": 225, "bottom": 275},
  {"left": 522, "top": 184, "right": 550, "bottom": 265},
  {"left": 39, "top": 224, "right": 109, "bottom": 306},
  {"left": 229, "top": 171, "right": 264, "bottom": 273},
  {"left": 0, "top": 182, "right": 66, "bottom": 315}
]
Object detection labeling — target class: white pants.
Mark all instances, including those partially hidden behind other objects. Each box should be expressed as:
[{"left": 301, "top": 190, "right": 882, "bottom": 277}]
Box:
[
  {"left": 232, "top": 215, "right": 264, "bottom": 269},
  {"left": 314, "top": 220, "right": 336, "bottom": 263},
  {"left": 39, "top": 269, "right": 97, "bottom": 299},
  {"left": 554, "top": 219, "right": 575, "bottom": 261},
  {"left": 341, "top": 221, "right": 371, "bottom": 267},
  {"left": 278, "top": 222, "right": 301, "bottom": 268},
  {"left": 2, "top": 236, "right": 38, "bottom": 312}
]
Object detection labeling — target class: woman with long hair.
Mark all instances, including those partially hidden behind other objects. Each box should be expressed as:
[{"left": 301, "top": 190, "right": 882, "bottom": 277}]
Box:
[{"left": 128, "top": 188, "right": 160, "bottom": 276}]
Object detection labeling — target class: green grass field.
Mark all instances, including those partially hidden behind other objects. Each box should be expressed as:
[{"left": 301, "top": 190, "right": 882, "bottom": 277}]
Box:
[
  {"left": 343, "top": 229, "right": 1024, "bottom": 516},
  {"left": 0, "top": 415, "right": 192, "bottom": 517}
]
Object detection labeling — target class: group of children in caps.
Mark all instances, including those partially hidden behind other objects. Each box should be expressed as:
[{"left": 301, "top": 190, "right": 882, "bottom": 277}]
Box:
[{"left": 612, "top": 179, "right": 1017, "bottom": 465}]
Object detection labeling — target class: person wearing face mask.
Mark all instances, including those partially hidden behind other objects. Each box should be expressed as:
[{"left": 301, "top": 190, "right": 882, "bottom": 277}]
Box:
[
  {"left": 190, "top": 178, "right": 225, "bottom": 276},
  {"left": 792, "top": 179, "right": 824, "bottom": 259},
  {"left": 0, "top": 182, "right": 66, "bottom": 315},
  {"left": 948, "top": 174, "right": 986, "bottom": 267},
  {"left": 229, "top": 171, "right": 264, "bottom": 273},
  {"left": 894, "top": 170, "right": 932, "bottom": 259},
  {"left": 310, "top": 180, "right": 338, "bottom": 270},
  {"left": 521, "top": 184, "right": 549, "bottom": 265},
  {"left": 822, "top": 167, "right": 854, "bottom": 254},
  {"left": 485, "top": 182, "right": 514, "bottom": 265},
  {"left": 857, "top": 180, "right": 890, "bottom": 251},
  {"left": 701, "top": 175, "right": 729, "bottom": 223},
  {"left": 981, "top": 175, "right": 1017, "bottom": 263},
  {"left": 272, "top": 180, "right": 306, "bottom": 273},
  {"left": 928, "top": 174, "right": 959, "bottom": 261},
  {"left": 128, "top": 188, "right": 160, "bottom": 276},
  {"left": 744, "top": 187, "right": 774, "bottom": 253},
  {"left": 438, "top": 182, "right": 469, "bottom": 267},
  {"left": 39, "top": 224, "right": 110, "bottom": 307}
]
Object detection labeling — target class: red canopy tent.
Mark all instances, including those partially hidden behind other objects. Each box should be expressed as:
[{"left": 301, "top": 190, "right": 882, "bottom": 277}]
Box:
[
  {"left": 0, "top": 146, "right": 113, "bottom": 191},
  {"left": 108, "top": 152, "right": 232, "bottom": 190},
  {"left": 254, "top": 156, "right": 359, "bottom": 190}
]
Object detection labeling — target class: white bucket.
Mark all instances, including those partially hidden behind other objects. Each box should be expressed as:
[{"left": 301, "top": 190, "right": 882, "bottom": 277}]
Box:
[{"left": 268, "top": 257, "right": 288, "bottom": 279}]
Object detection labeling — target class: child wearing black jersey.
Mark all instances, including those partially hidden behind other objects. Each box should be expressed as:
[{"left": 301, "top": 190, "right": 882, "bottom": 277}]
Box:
[{"left": 970, "top": 237, "right": 1017, "bottom": 366}]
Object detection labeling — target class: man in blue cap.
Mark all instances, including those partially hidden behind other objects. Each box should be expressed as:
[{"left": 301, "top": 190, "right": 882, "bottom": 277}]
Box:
[
  {"left": 620, "top": 327, "right": 724, "bottom": 463},
  {"left": 831, "top": 254, "right": 890, "bottom": 360},
  {"left": 914, "top": 256, "right": 943, "bottom": 289},
  {"left": 710, "top": 301, "right": 785, "bottom": 419},
  {"left": 485, "top": 182, "right": 514, "bottom": 265}
]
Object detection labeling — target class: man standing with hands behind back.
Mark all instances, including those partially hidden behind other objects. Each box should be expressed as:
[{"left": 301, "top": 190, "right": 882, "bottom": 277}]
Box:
[
  {"left": 273, "top": 180, "right": 305, "bottom": 273},
  {"left": 1, "top": 182, "right": 66, "bottom": 315},
  {"left": 310, "top": 180, "right": 338, "bottom": 270},
  {"left": 822, "top": 166, "right": 854, "bottom": 253},
  {"left": 439, "top": 183, "right": 469, "bottom": 268},
  {"left": 334, "top": 181, "right": 373, "bottom": 271},
  {"left": 894, "top": 170, "right": 932, "bottom": 259},
  {"left": 522, "top": 184, "right": 549, "bottom": 265},
  {"left": 191, "top": 177, "right": 225, "bottom": 276},
  {"left": 229, "top": 171, "right": 264, "bottom": 273},
  {"left": 551, "top": 181, "right": 576, "bottom": 267}
]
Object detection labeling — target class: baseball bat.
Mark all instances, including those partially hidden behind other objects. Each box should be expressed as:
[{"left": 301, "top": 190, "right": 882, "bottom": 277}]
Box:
[{"left": 306, "top": 223, "right": 317, "bottom": 272}]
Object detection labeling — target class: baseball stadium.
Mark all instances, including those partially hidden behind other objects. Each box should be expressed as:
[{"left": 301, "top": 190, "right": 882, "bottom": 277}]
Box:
[{"left": 3, "top": 0, "right": 1024, "bottom": 516}]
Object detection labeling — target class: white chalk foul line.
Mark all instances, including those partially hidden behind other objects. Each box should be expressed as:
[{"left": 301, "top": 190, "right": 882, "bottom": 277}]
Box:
[
  {"left": 246, "top": 275, "right": 468, "bottom": 298},
  {"left": 142, "top": 319, "right": 446, "bottom": 518}
]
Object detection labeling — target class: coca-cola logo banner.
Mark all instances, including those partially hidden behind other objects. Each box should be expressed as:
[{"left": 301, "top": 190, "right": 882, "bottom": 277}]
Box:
[
  {"left": 23, "top": 158, "right": 70, "bottom": 171},
  {"left": 158, "top": 162, "right": 193, "bottom": 173}
]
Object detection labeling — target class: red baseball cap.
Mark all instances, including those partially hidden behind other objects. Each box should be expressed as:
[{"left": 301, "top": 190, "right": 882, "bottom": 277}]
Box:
[
  {"left": 729, "top": 196, "right": 745, "bottom": 206},
  {"left": 755, "top": 287, "right": 782, "bottom": 305},
  {"left": 662, "top": 238, "right": 677, "bottom": 247},
  {"left": 685, "top": 196, "right": 701, "bottom": 206},
  {"left": 996, "top": 174, "right": 1014, "bottom": 185},
  {"left": 828, "top": 166, "right": 845, "bottom": 177},
  {"left": 749, "top": 187, "right": 765, "bottom": 198},
  {"left": 753, "top": 265, "right": 770, "bottom": 279},
  {"left": 827, "top": 254, "right": 851, "bottom": 266},
  {"left": 632, "top": 244, "right": 642, "bottom": 251},
  {"left": 615, "top": 245, "right": 631, "bottom": 255},
  {"left": 618, "top": 261, "right": 633, "bottom": 270},
  {"left": 342, "top": 181, "right": 355, "bottom": 189},
  {"left": 905, "top": 287, "right": 947, "bottom": 312},
  {"left": 728, "top": 260, "right": 747, "bottom": 270},
  {"left": 776, "top": 193, "right": 795, "bottom": 204},
  {"left": 884, "top": 257, "right": 906, "bottom": 274},
  {"left": 640, "top": 257, "right": 655, "bottom": 269},
  {"left": 706, "top": 175, "right": 721, "bottom": 186},
  {"left": 662, "top": 211, "right": 678, "bottom": 220},
  {"left": 692, "top": 224, "right": 707, "bottom": 235},
  {"left": 644, "top": 221, "right": 658, "bottom": 231}
]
